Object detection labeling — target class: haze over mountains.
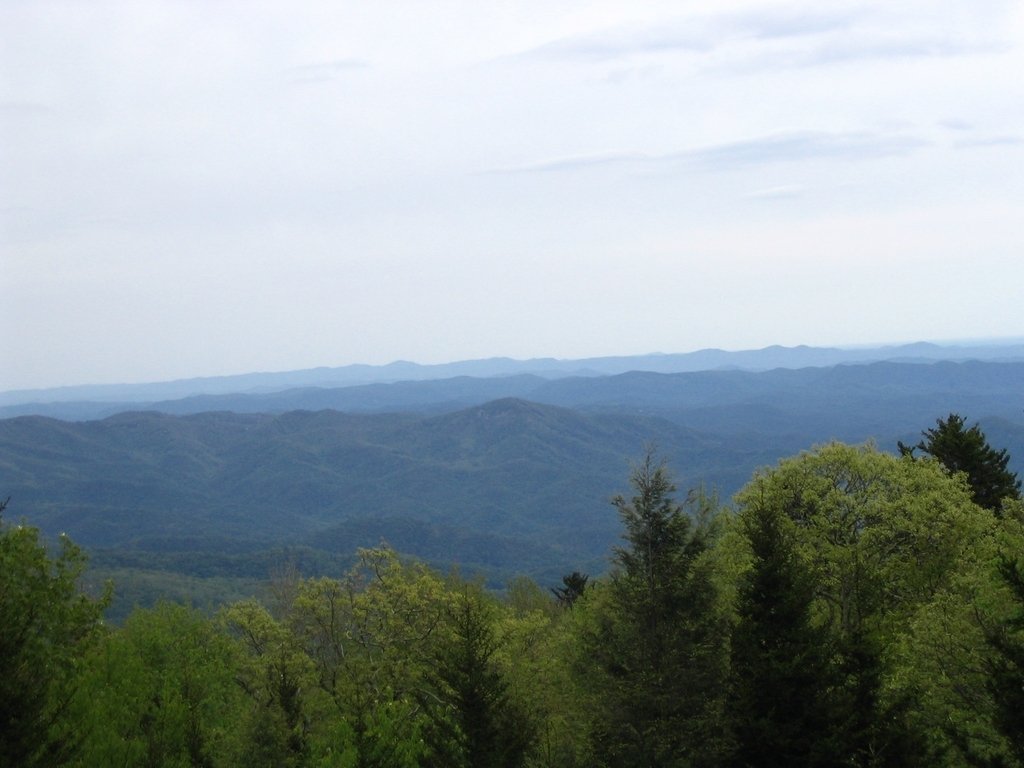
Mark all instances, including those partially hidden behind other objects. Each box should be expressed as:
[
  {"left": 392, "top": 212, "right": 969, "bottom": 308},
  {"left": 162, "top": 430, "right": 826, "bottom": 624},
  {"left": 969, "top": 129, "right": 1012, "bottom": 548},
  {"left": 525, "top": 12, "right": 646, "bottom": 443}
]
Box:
[
  {"left": 4, "top": 340, "right": 1023, "bottom": 419},
  {"left": 2, "top": 341, "right": 1022, "bottom": 615}
]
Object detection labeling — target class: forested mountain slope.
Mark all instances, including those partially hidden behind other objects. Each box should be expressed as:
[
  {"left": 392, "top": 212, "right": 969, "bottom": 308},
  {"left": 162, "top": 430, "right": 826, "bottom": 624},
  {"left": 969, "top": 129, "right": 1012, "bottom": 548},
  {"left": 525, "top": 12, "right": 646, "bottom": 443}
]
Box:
[
  {"left": 1, "top": 360, "right": 1022, "bottom": 608},
  {"left": 0, "top": 401, "right": 721, "bottom": 579}
]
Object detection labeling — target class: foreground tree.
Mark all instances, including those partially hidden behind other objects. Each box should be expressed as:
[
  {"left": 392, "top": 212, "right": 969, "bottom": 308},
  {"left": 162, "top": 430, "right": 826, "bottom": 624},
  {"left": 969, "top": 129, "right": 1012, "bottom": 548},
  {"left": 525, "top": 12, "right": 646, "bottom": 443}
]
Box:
[
  {"left": 289, "top": 548, "right": 452, "bottom": 767},
  {"left": 222, "top": 599, "right": 315, "bottom": 767},
  {"left": 983, "top": 551, "right": 1024, "bottom": 762},
  {"left": 71, "top": 603, "right": 244, "bottom": 767},
  {"left": 727, "top": 498, "right": 841, "bottom": 768},
  {"left": 736, "top": 443, "right": 990, "bottom": 765},
  {"left": 423, "top": 585, "right": 535, "bottom": 768},
  {"left": 900, "top": 413, "right": 1021, "bottom": 512},
  {"left": 0, "top": 499, "right": 108, "bottom": 767},
  {"left": 578, "top": 453, "right": 728, "bottom": 767}
]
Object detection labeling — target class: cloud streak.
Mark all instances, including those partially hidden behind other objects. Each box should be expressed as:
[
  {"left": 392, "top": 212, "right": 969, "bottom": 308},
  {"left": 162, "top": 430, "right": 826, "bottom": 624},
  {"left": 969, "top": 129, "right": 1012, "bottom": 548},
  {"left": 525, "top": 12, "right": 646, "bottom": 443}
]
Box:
[
  {"left": 485, "top": 131, "right": 928, "bottom": 176},
  {"left": 518, "top": 6, "right": 861, "bottom": 62},
  {"left": 514, "top": 3, "right": 1004, "bottom": 71},
  {"left": 953, "top": 135, "right": 1024, "bottom": 149},
  {"left": 283, "top": 59, "right": 367, "bottom": 85}
]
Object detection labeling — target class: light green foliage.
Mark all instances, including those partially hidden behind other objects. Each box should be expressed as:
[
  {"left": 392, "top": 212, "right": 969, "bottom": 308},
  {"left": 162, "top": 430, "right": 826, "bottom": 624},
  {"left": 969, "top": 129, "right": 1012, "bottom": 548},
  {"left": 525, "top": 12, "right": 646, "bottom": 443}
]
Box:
[
  {"left": 505, "top": 575, "right": 559, "bottom": 619},
  {"left": 0, "top": 501, "right": 108, "bottom": 767},
  {"left": 70, "top": 603, "right": 244, "bottom": 768},
  {"left": 225, "top": 548, "right": 456, "bottom": 767},
  {"left": 737, "top": 443, "right": 985, "bottom": 637},
  {"left": 288, "top": 548, "right": 449, "bottom": 767},
  {"left": 736, "top": 442, "right": 995, "bottom": 764},
  {"left": 222, "top": 599, "right": 317, "bottom": 767},
  {"left": 218, "top": 549, "right": 548, "bottom": 767},
  {"left": 892, "top": 504, "right": 1024, "bottom": 766},
  {"left": 500, "top": 605, "right": 585, "bottom": 767},
  {"left": 494, "top": 575, "right": 593, "bottom": 767}
]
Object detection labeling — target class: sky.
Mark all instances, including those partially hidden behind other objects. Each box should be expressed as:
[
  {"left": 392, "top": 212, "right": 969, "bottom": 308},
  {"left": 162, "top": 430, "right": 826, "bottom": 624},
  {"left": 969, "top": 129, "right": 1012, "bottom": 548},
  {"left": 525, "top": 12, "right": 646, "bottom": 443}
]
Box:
[{"left": 2, "top": 0, "right": 1023, "bottom": 391}]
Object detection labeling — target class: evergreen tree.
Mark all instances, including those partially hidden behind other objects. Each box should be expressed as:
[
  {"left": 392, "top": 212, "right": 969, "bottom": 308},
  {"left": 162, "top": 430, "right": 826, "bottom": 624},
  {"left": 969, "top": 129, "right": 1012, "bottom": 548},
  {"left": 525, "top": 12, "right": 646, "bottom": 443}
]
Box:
[
  {"left": 423, "top": 586, "right": 534, "bottom": 768},
  {"left": 984, "top": 554, "right": 1024, "bottom": 762},
  {"left": 581, "top": 452, "right": 728, "bottom": 767},
  {"left": 727, "top": 499, "right": 841, "bottom": 768},
  {"left": 551, "top": 571, "right": 589, "bottom": 608},
  {"left": 900, "top": 413, "right": 1021, "bottom": 512}
]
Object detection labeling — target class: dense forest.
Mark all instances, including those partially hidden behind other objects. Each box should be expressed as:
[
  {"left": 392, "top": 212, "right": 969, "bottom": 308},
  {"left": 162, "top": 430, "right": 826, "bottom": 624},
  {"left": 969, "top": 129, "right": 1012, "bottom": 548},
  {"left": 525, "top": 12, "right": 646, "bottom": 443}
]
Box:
[{"left": 3, "top": 414, "right": 1024, "bottom": 767}]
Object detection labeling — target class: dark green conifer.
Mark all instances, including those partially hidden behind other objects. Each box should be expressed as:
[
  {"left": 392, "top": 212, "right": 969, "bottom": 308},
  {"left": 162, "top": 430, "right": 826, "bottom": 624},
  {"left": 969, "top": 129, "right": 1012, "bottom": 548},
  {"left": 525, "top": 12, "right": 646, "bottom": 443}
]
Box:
[
  {"left": 984, "top": 554, "right": 1024, "bottom": 762},
  {"left": 727, "top": 500, "right": 842, "bottom": 768},
  {"left": 423, "top": 587, "right": 534, "bottom": 768},
  {"left": 900, "top": 413, "right": 1021, "bottom": 512},
  {"left": 551, "top": 571, "right": 589, "bottom": 607},
  {"left": 583, "top": 452, "right": 728, "bottom": 768}
]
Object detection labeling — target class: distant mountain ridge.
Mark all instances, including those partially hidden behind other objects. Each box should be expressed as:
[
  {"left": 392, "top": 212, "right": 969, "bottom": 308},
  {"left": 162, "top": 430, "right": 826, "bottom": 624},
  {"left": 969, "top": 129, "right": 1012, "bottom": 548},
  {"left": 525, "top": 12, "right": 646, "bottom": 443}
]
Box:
[
  {"left": 4, "top": 340, "right": 1023, "bottom": 416},
  {"left": 5, "top": 358, "right": 1024, "bottom": 424}
]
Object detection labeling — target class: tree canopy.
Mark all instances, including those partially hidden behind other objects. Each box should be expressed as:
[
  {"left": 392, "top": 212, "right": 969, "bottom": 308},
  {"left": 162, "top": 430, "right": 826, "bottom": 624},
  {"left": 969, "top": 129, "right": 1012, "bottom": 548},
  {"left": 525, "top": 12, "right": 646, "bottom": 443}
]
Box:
[
  {"left": 0, "top": 499, "right": 108, "bottom": 767},
  {"left": 4, "top": 430, "right": 1024, "bottom": 766}
]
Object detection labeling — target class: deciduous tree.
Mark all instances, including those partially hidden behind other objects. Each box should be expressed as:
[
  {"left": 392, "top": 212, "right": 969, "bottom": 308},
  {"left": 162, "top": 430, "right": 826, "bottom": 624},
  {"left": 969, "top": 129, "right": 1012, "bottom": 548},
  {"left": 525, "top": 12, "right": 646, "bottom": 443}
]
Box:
[
  {"left": 736, "top": 443, "right": 987, "bottom": 765},
  {"left": 71, "top": 603, "right": 244, "bottom": 768},
  {"left": 0, "top": 499, "right": 108, "bottom": 767}
]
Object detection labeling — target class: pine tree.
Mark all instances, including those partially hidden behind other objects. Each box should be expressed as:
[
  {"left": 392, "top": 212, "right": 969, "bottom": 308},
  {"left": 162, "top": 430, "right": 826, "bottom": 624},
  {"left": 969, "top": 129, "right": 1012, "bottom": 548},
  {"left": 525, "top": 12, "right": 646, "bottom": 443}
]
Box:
[
  {"left": 582, "top": 452, "right": 728, "bottom": 768},
  {"left": 423, "top": 587, "right": 534, "bottom": 768},
  {"left": 551, "top": 571, "right": 589, "bottom": 608},
  {"left": 901, "top": 413, "right": 1021, "bottom": 512},
  {"left": 727, "top": 500, "right": 842, "bottom": 768}
]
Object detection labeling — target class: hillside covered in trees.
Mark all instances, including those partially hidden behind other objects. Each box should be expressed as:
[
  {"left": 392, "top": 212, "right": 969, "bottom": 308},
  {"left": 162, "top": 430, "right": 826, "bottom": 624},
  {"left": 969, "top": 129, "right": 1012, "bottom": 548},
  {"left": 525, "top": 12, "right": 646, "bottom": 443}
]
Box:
[
  {"left": 4, "top": 428, "right": 1024, "bottom": 766},
  {"left": 2, "top": 358, "right": 1022, "bottom": 616}
]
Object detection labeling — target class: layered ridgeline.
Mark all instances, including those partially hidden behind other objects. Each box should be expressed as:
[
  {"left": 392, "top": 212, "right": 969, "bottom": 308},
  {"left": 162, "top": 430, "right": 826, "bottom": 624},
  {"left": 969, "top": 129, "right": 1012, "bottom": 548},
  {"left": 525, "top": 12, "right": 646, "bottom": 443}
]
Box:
[
  {"left": 1, "top": 355, "right": 1023, "bottom": 617},
  {"left": 4, "top": 341, "right": 1024, "bottom": 420}
]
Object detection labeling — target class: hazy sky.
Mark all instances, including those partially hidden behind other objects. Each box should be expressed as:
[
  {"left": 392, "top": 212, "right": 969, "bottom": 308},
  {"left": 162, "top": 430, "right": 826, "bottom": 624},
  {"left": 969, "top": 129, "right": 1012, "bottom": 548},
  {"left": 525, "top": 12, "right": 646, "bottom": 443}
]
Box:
[{"left": 2, "top": 0, "right": 1023, "bottom": 390}]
